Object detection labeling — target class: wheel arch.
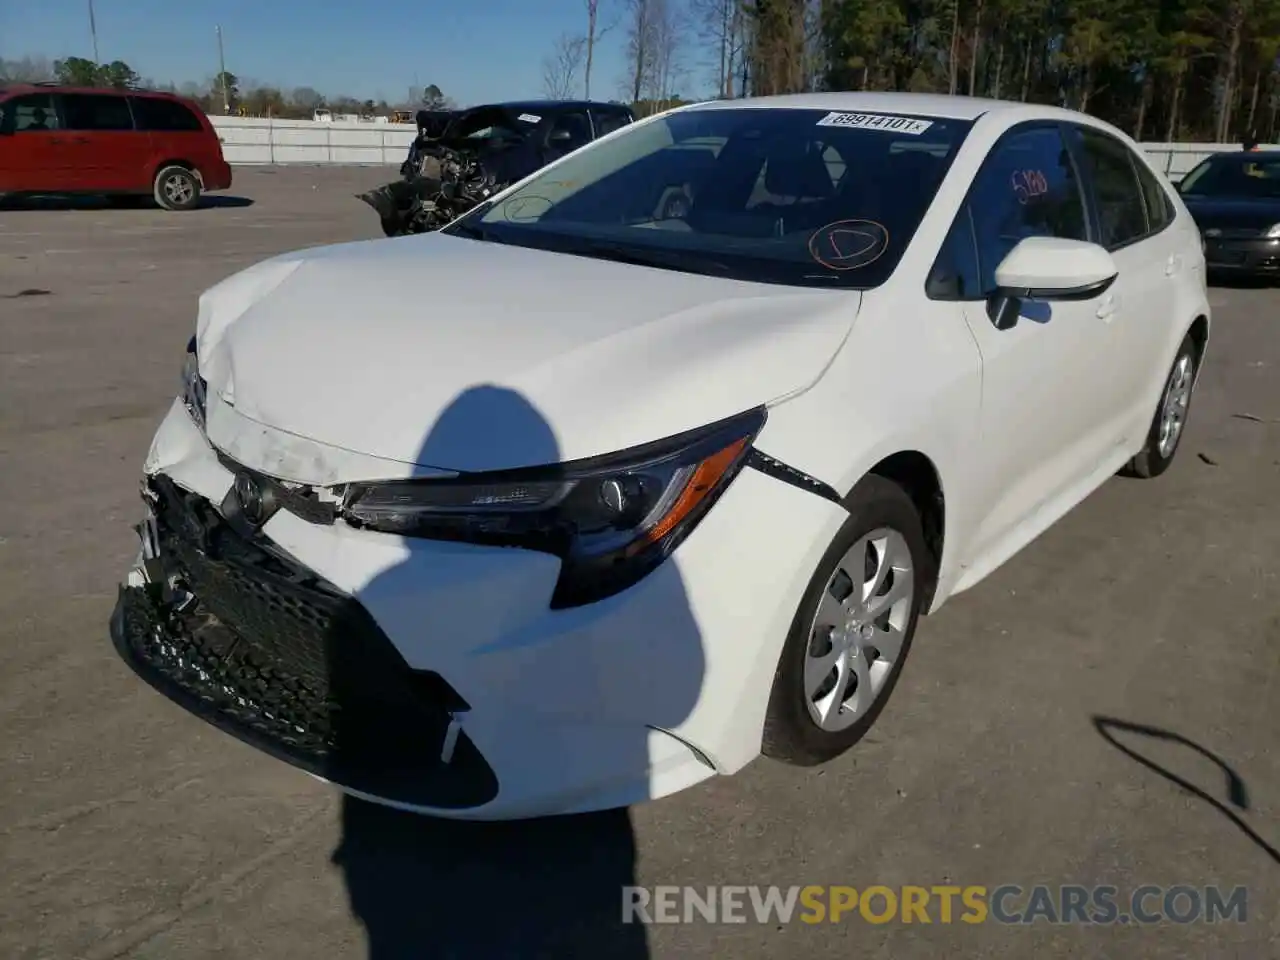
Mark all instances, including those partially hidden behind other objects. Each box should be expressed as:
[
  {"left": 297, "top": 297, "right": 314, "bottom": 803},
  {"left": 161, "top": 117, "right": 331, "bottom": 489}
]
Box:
[
  {"left": 152, "top": 159, "right": 203, "bottom": 185},
  {"left": 1188, "top": 313, "right": 1210, "bottom": 381},
  {"left": 860, "top": 450, "right": 947, "bottom": 613}
]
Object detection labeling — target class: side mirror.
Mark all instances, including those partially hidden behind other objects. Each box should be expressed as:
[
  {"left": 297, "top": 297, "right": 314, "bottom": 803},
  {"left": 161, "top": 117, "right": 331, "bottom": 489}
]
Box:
[{"left": 987, "top": 237, "right": 1118, "bottom": 330}]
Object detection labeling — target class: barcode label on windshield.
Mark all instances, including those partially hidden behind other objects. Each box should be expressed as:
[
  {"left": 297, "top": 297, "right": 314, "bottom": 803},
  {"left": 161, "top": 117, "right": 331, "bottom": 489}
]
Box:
[
  {"left": 517, "top": 113, "right": 541, "bottom": 123},
  {"left": 815, "top": 112, "right": 933, "bottom": 135}
]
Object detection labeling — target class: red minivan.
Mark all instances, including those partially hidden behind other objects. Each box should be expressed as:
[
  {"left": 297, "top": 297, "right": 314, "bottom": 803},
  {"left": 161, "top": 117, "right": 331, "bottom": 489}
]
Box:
[{"left": 0, "top": 83, "right": 232, "bottom": 210}]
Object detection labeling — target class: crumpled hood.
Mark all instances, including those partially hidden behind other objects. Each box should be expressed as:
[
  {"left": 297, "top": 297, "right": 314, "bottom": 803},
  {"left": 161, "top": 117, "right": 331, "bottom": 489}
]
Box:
[{"left": 196, "top": 232, "right": 860, "bottom": 477}]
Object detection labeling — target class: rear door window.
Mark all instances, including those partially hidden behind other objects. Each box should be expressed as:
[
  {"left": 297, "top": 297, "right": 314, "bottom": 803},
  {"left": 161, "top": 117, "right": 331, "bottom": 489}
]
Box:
[
  {"left": 130, "top": 97, "right": 203, "bottom": 132},
  {"left": 590, "top": 108, "right": 632, "bottom": 138},
  {"left": 547, "top": 110, "right": 593, "bottom": 152},
  {"left": 1129, "top": 156, "right": 1175, "bottom": 231},
  {"left": 60, "top": 93, "right": 135, "bottom": 132},
  {"left": 1071, "top": 127, "right": 1149, "bottom": 248}
]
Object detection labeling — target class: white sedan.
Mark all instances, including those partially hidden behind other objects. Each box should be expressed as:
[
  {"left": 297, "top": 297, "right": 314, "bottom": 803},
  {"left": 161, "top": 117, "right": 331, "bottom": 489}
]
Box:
[{"left": 111, "top": 92, "right": 1209, "bottom": 820}]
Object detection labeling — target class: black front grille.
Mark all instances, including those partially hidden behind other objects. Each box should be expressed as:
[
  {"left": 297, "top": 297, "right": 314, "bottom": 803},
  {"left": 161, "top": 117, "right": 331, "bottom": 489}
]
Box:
[
  {"left": 110, "top": 475, "right": 498, "bottom": 809},
  {"left": 1206, "top": 246, "right": 1248, "bottom": 265}
]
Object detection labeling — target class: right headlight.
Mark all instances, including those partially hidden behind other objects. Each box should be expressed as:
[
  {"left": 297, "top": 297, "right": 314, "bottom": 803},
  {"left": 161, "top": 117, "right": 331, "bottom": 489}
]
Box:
[
  {"left": 180, "top": 335, "right": 207, "bottom": 432},
  {"left": 339, "top": 407, "right": 767, "bottom": 608}
]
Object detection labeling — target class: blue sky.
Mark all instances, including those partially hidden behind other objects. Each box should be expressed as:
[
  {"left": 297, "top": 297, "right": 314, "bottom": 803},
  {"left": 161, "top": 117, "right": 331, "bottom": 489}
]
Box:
[{"left": 3, "top": 0, "right": 708, "bottom": 106}]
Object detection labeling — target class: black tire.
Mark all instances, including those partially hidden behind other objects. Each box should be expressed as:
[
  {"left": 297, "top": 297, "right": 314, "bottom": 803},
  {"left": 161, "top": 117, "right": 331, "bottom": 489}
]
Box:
[
  {"left": 153, "top": 165, "right": 201, "bottom": 211},
  {"left": 1121, "top": 333, "right": 1198, "bottom": 479},
  {"left": 762, "top": 475, "right": 930, "bottom": 766}
]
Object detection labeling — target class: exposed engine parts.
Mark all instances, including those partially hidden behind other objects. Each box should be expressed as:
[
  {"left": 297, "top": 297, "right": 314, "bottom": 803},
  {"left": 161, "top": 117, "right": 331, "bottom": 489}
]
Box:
[
  {"left": 359, "top": 142, "right": 506, "bottom": 236},
  {"left": 355, "top": 100, "right": 636, "bottom": 237}
]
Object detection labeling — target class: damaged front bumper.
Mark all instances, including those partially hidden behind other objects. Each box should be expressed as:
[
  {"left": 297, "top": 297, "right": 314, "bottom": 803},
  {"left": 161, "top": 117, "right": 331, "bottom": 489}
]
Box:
[{"left": 110, "top": 474, "right": 497, "bottom": 810}]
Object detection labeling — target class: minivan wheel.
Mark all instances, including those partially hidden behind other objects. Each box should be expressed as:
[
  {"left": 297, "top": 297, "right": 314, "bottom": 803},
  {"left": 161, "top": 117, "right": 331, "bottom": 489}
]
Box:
[
  {"left": 153, "top": 166, "right": 201, "bottom": 211},
  {"left": 762, "top": 475, "right": 928, "bottom": 767},
  {"left": 1121, "top": 333, "right": 1198, "bottom": 479}
]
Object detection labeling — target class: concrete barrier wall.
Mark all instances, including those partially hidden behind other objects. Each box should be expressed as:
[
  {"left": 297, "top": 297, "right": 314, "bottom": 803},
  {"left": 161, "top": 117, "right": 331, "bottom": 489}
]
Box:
[
  {"left": 212, "top": 116, "right": 417, "bottom": 166},
  {"left": 207, "top": 116, "right": 1252, "bottom": 175}
]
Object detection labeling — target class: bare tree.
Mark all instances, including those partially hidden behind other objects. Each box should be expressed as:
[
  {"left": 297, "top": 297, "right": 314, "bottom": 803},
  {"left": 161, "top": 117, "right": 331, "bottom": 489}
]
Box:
[
  {"left": 801, "top": 0, "right": 824, "bottom": 92},
  {"left": 291, "top": 86, "right": 325, "bottom": 112},
  {"left": 583, "top": 0, "right": 623, "bottom": 99},
  {"left": 583, "top": 0, "right": 622, "bottom": 99},
  {"left": 624, "top": 0, "right": 658, "bottom": 104},
  {"left": 648, "top": 0, "right": 689, "bottom": 107},
  {"left": 690, "top": 0, "right": 745, "bottom": 97},
  {"left": 744, "top": 0, "right": 808, "bottom": 96},
  {"left": 586, "top": 0, "right": 602, "bottom": 99},
  {"left": 0, "top": 56, "right": 55, "bottom": 82},
  {"left": 542, "top": 32, "right": 588, "bottom": 99},
  {"left": 622, "top": 0, "right": 687, "bottom": 109}
]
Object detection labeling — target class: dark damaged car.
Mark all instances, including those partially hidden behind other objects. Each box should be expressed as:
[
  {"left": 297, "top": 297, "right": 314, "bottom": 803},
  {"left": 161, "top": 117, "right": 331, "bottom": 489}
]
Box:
[
  {"left": 1176, "top": 149, "right": 1280, "bottom": 278},
  {"left": 358, "top": 99, "right": 635, "bottom": 236}
]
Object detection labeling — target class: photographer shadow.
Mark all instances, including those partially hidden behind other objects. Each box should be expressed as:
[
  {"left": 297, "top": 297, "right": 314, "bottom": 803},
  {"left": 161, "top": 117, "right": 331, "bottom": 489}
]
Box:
[
  {"left": 335, "top": 803, "right": 646, "bottom": 959},
  {"left": 329, "top": 384, "right": 707, "bottom": 959}
]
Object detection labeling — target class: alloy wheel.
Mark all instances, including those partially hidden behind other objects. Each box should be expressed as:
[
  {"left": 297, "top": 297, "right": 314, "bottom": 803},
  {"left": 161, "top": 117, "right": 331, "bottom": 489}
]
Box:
[
  {"left": 164, "top": 174, "right": 195, "bottom": 206},
  {"left": 804, "top": 527, "right": 915, "bottom": 732},
  {"left": 1157, "top": 353, "right": 1194, "bottom": 458}
]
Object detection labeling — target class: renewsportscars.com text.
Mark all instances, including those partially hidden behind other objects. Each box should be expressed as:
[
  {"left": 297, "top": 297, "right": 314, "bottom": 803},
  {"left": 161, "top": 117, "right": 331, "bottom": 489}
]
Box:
[{"left": 622, "top": 884, "right": 1248, "bottom": 925}]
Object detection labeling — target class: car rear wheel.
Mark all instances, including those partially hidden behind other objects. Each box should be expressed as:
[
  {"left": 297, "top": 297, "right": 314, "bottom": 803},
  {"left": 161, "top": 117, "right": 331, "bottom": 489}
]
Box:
[
  {"left": 153, "top": 166, "right": 201, "bottom": 211},
  {"left": 1122, "top": 333, "right": 1198, "bottom": 479},
  {"left": 762, "top": 475, "right": 928, "bottom": 766}
]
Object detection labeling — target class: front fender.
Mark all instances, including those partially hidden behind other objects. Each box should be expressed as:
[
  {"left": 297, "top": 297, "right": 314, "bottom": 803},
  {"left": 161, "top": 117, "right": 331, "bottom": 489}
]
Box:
[{"left": 750, "top": 293, "right": 985, "bottom": 608}]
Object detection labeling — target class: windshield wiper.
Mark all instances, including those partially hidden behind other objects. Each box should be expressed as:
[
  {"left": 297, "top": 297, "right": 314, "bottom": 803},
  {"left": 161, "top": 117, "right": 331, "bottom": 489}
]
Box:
[
  {"left": 559, "top": 240, "right": 735, "bottom": 277},
  {"left": 447, "top": 218, "right": 503, "bottom": 242}
]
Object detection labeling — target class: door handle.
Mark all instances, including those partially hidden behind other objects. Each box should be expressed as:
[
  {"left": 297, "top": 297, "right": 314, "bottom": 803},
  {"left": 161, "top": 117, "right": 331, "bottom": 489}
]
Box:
[
  {"left": 71, "top": 136, "right": 90, "bottom": 144},
  {"left": 1165, "top": 254, "right": 1183, "bottom": 276},
  {"left": 1096, "top": 294, "right": 1120, "bottom": 320}
]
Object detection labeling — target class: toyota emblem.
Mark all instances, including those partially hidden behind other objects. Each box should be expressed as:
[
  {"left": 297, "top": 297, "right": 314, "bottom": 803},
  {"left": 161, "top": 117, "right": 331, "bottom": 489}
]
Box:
[{"left": 234, "top": 472, "right": 268, "bottom": 525}]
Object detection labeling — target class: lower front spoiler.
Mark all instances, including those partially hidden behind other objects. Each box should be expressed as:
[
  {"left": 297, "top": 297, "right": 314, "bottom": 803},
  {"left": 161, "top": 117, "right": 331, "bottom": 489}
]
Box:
[
  {"left": 109, "top": 574, "right": 499, "bottom": 813},
  {"left": 1204, "top": 240, "right": 1280, "bottom": 277}
]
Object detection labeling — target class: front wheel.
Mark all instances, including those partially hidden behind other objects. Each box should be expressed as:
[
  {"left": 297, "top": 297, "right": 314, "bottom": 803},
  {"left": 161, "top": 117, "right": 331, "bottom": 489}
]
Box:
[
  {"left": 153, "top": 165, "right": 201, "bottom": 211},
  {"left": 1122, "top": 333, "right": 1198, "bottom": 479},
  {"left": 762, "top": 475, "right": 929, "bottom": 767}
]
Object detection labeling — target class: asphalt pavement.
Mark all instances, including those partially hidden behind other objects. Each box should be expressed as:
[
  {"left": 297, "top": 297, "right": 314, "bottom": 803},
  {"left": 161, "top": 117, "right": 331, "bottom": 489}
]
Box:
[{"left": 0, "top": 168, "right": 1276, "bottom": 959}]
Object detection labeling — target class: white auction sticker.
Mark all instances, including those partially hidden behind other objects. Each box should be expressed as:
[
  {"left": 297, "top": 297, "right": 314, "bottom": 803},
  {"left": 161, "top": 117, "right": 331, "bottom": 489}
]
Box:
[
  {"left": 815, "top": 112, "right": 933, "bottom": 135},
  {"left": 517, "top": 113, "right": 542, "bottom": 123}
]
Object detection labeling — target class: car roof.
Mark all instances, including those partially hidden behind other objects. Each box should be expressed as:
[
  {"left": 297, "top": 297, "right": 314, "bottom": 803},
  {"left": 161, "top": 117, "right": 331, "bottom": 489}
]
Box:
[
  {"left": 494, "top": 99, "right": 632, "bottom": 114},
  {"left": 1211, "top": 149, "right": 1280, "bottom": 159},
  {"left": 0, "top": 82, "right": 187, "bottom": 100},
  {"left": 679, "top": 91, "right": 1066, "bottom": 122}
]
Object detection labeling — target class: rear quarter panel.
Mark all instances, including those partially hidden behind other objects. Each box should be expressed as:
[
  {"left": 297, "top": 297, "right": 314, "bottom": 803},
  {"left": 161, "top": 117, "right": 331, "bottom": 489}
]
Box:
[
  {"left": 1132, "top": 153, "right": 1212, "bottom": 398},
  {"left": 147, "top": 98, "right": 232, "bottom": 190}
]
